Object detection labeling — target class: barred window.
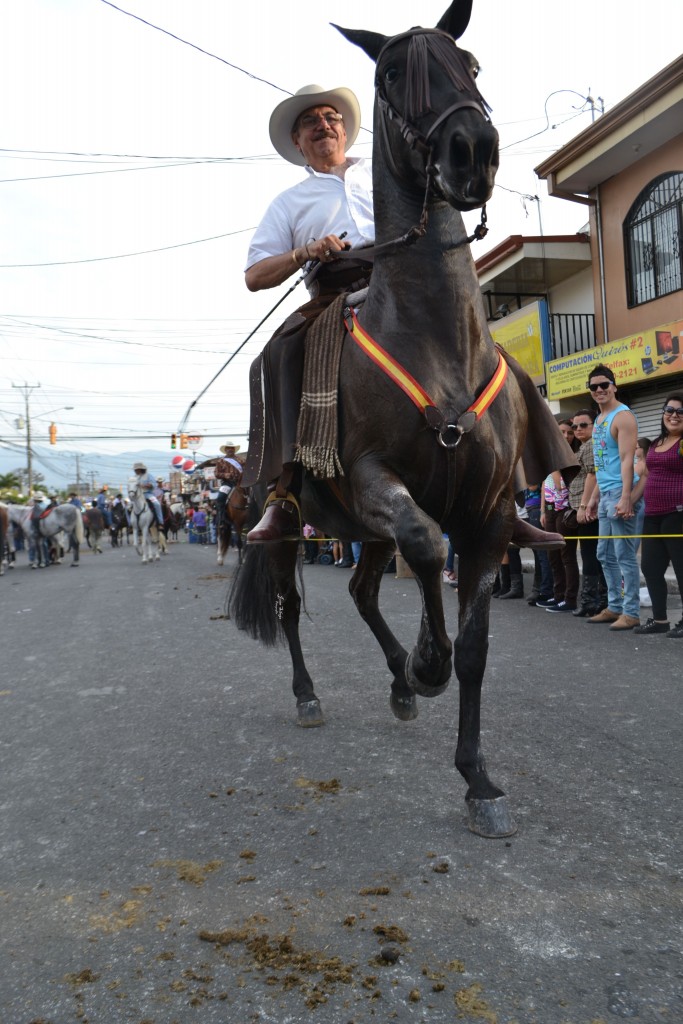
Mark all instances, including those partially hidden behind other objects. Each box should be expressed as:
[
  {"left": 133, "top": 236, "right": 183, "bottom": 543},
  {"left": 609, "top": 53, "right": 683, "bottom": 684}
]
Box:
[{"left": 624, "top": 172, "right": 682, "bottom": 307}]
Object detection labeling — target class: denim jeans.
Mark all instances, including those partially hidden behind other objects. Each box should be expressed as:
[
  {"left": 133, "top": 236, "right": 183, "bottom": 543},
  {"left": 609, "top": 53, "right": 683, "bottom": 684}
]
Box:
[
  {"left": 597, "top": 489, "right": 643, "bottom": 618},
  {"left": 527, "top": 505, "right": 553, "bottom": 598}
]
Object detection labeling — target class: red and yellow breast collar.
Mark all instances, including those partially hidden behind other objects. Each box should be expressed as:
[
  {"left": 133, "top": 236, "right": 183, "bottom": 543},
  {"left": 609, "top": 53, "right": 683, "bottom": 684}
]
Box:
[{"left": 343, "top": 307, "right": 508, "bottom": 447}]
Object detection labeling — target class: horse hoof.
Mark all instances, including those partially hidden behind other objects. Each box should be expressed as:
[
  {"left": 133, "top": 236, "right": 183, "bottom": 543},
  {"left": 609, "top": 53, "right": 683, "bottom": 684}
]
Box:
[
  {"left": 297, "top": 699, "right": 325, "bottom": 728},
  {"left": 466, "top": 796, "right": 517, "bottom": 838},
  {"left": 405, "top": 650, "right": 450, "bottom": 698},
  {"left": 390, "top": 691, "right": 418, "bottom": 721}
]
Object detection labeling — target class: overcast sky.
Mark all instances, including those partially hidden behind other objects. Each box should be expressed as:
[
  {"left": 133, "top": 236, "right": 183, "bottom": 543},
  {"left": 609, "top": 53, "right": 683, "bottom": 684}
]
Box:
[{"left": 1, "top": 0, "right": 681, "bottom": 486}]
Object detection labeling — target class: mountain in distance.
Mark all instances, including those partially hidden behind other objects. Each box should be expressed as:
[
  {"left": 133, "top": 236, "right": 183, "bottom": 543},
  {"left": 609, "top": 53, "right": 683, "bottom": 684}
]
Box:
[{"left": 0, "top": 444, "right": 180, "bottom": 494}]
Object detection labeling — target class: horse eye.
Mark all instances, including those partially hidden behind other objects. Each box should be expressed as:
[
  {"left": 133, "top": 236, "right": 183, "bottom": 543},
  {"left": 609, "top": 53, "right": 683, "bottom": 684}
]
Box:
[
  {"left": 471, "top": 63, "right": 480, "bottom": 79},
  {"left": 385, "top": 66, "right": 399, "bottom": 85}
]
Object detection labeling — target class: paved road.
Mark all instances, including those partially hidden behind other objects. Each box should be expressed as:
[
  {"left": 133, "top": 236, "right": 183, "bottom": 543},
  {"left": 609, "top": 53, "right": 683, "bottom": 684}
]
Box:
[{"left": 1, "top": 540, "right": 681, "bottom": 1023}]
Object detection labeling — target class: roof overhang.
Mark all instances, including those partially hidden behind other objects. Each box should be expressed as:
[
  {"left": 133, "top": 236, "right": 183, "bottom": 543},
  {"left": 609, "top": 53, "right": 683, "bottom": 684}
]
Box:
[
  {"left": 535, "top": 55, "right": 683, "bottom": 200},
  {"left": 476, "top": 234, "right": 591, "bottom": 307}
]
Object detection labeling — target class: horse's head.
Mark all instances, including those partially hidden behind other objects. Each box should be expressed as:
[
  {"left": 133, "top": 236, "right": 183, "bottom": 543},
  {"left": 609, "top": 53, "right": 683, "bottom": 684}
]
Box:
[
  {"left": 335, "top": 0, "right": 499, "bottom": 211},
  {"left": 127, "top": 476, "right": 142, "bottom": 499}
]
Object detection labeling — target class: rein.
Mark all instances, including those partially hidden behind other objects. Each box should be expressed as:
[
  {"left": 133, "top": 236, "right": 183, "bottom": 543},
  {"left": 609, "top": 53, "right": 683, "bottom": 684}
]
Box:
[{"left": 343, "top": 307, "right": 508, "bottom": 449}]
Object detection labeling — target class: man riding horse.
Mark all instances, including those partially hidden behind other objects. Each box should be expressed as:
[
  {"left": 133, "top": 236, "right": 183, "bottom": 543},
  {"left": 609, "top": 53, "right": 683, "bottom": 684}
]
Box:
[
  {"left": 214, "top": 441, "right": 243, "bottom": 533},
  {"left": 132, "top": 463, "right": 164, "bottom": 527},
  {"left": 243, "top": 83, "right": 576, "bottom": 547}
]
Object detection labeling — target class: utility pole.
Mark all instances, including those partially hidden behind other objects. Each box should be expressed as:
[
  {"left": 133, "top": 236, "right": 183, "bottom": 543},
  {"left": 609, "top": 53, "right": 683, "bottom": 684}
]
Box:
[
  {"left": 11, "top": 382, "right": 40, "bottom": 495},
  {"left": 585, "top": 89, "right": 605, "bottom": 123},
  {"left": 76, "top": 454, "right": 81, "bottom": 496}
]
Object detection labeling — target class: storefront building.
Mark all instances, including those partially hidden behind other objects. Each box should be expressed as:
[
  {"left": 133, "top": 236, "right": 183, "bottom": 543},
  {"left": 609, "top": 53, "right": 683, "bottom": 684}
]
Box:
[{"left": 535, "top": 56, "right": 683, "bottom": 437}]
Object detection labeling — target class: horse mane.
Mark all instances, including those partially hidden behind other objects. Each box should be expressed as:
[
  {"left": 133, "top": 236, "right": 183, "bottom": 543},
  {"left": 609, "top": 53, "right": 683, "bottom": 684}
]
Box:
[{"left": 402, "top": 30, "right": 490, "bottom": 120}]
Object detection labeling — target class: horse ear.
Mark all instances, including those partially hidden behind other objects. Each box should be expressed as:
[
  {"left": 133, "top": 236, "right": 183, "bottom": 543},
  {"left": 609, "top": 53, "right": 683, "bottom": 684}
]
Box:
[
  {"left": 436, "top": 0, "right": 473, "bottom": 40},
  {"left": 332, "top": 23, "right": 388, "bottom": 62}
]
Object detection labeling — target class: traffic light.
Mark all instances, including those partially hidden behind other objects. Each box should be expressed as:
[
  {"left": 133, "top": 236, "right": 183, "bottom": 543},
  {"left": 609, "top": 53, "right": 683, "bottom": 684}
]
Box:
[
  {"left": 49, "top": 422, "right": 57, "bottom": 445},
  {"left": 171, "top": 433, "right": 177, "bottom": 449},
  {"left": 180, "top": 433, "right": 188, "bottom": 449}
]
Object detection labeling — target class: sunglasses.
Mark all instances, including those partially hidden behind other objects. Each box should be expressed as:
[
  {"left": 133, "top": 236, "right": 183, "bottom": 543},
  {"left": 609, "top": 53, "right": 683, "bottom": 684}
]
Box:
[
  {"left": 573, "top": 421, "right": 591, "bottom": 428},
  {"left": 587, "top": 381, "right": 614, "bottom": 392},
  {"left": 663, "top": 406, "right": 683, "bottom": 416}
]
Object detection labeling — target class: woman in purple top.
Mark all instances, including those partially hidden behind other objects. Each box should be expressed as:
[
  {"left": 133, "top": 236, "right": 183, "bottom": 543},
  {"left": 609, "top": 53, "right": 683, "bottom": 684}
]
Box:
[
  {"left": 632, "top": 394, "right": 683, "bottom": 637},
  {"left": 192, "top": 507, "right": 208, "bottom": 545}
]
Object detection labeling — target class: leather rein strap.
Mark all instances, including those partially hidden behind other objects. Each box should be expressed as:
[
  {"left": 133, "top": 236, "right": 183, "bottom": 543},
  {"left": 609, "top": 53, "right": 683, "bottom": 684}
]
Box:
[{"left": 343, "top": 307, "right": 508, "bottom": 449}]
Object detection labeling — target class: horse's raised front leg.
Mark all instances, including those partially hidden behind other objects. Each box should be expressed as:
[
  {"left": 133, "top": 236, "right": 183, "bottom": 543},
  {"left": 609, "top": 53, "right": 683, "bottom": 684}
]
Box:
[
  {"left": 348, "top": 540, "right": 417, "bottom": 721},
  {"left": 351, "top": 469, "right": 451, "bottom": 698},
  {"left": 452, "top": 515, "right": 517, "bottom": 838}
]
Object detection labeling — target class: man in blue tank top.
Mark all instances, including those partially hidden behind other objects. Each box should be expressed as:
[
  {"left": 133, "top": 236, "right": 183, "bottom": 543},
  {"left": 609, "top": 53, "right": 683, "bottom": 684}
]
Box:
[{"left": 585, "top": 364, "right": 642, "bottom": 629}]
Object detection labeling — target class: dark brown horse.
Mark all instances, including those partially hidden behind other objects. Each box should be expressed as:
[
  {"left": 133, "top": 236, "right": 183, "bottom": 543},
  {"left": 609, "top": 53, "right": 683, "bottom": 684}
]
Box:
[
  {"left": 231, "top": 0, "right": 554, "bottom": 837},
  {"left": 217, "top": 486, "right": 249, "bottom": 566}
]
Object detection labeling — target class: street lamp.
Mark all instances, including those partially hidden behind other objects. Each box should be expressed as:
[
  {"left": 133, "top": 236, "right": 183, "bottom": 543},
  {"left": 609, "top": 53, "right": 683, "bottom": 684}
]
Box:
[{"left": 11, "top": 383, "right": 74, "bottom": 493}]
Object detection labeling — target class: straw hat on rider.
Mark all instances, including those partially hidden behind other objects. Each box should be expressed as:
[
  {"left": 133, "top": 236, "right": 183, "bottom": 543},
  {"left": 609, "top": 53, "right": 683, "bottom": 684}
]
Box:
[
  {"left": 269, "top": 84, "right": 361, "bottom": 167},
  {"left": 219, "top": 442, "right": 240, "bottom": 455}
]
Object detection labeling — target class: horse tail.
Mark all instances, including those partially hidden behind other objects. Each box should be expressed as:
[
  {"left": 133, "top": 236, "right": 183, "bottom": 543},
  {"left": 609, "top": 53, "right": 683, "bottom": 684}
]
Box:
[
  {"left": 74, "top": 510, "right": 85, "bottom": 544},
  {"left": 228, "top": 543, "right": 284, "bottom": 646}
]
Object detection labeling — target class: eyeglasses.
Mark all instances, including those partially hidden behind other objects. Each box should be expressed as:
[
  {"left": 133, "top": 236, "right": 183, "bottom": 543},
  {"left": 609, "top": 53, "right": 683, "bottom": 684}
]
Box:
[
  {"left": 297, "top": 111, "right": 344, "bottom": 130},
  {"left": 587, "top": 381, "right": 613, "bottom": 392},
  {"left": 663, "top": 406, "right": 683, "bottom": 416},
  {"left": 573, "top": 422, "right": 591, "bottom": 428}
]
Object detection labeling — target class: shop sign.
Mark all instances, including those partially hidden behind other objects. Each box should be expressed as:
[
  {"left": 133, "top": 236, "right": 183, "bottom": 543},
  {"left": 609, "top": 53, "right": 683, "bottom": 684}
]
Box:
[
  {"left": 490, "top": 300, "right": 549, "bottom": 386},
  {"left": 546, "top": 317, "right": 683, "bottom": 400}
]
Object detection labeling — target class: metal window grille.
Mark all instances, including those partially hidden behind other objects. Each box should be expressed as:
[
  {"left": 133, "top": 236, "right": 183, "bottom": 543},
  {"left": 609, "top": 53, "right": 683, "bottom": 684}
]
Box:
[{"left": 625, "top": 172, "right": 683, "bottom": 307}]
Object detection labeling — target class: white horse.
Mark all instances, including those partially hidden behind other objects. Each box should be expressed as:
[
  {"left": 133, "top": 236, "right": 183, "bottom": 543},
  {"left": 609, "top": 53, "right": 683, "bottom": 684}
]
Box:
[
  {"left": 7, "top": 502, "right": 84, "bottom": 567},
  {"left": 127, "top": 479, "right": 164, "bottom": 563}
]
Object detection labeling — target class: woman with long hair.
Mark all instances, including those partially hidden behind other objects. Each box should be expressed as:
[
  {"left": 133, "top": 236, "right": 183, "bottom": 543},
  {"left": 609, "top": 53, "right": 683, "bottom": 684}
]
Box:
[{"left": 631, "top": 395, "right": 683, "bottom": 636}]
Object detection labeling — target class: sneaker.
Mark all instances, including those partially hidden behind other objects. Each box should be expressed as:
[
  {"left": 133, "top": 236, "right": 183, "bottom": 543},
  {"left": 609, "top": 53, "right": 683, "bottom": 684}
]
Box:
[
  {"left": 667, "top": 619, "right": 683, "bottom": 638},
  {"left": 535, "top": 597, "right": 557, "bottom": 609},
  {"left": 545, "top": 600, "right": 576, "bottom": 613},
  {"left": 442, "top": 569, "right": 457, "bottom": 585},
  {"left": 633, "top": 617, "right": 670, "bottom": 635}
]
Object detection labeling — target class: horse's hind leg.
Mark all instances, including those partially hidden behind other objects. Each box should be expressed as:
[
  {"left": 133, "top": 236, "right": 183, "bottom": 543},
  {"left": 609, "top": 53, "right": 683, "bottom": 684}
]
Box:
[
  {"left": 453, "top": 526, "right": 517, "bottom": 838},
  {"left": 349, "top": 540, "right": 417, "bottom": 721},
  {"left": 217, "top": 523, "right": 230, "bottom": 566},
  {"left": 271, "top": 542, "right": 324, "bottom": 727}
]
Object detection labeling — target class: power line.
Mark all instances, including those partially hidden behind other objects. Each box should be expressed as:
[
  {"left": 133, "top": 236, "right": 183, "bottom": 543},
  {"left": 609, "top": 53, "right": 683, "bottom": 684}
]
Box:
[
  {"left": 0, "top": 159, "right": 209, "bottom": 185},
  {"left": 0, "top": 146, "right": 277, "bottom": 162},
  {"left": 99, "top": 0, "right": 291, "bottom": 96},
  {"left": 0, "top": 226, "right": 254, "bottom": 269}
]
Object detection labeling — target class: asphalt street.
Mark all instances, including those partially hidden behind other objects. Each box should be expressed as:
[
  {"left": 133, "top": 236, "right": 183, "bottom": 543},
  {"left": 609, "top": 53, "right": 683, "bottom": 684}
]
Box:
[{"left": 1, "top": 538, "right": 681, "bottom": 1024}]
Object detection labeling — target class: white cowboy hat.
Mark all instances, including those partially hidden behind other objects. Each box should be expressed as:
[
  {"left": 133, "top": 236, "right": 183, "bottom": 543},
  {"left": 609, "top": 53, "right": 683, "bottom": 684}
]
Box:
[
  {"left": 219, "top": 442, "right": 240, "bottom": 455},
  {"left": 269, "top": 84, "right": 361, "bottom": 167},
  {"left": 32, "top": 492, "right": 47, "bottom": 501},
  {"left": 133, "top": 462, "right": 147, "bottom": 471}
]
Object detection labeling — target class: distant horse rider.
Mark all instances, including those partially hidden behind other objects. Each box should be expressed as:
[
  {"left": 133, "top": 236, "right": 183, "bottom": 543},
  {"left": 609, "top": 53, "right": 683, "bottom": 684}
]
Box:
[
  {"left": 214, "top": 441, "right": 243, "bottom": 531},
  {"left": 132, "top": 462, "right": 164, "bottom": 526},
  {"left": 242, "top": 84, "right": 576, "bottom": 548},
  {"left": 96, "top": 485, "right": 112, "bottom": 528},
  {"left": 30, "top": 492, "right": 51, "bottom": 567}
]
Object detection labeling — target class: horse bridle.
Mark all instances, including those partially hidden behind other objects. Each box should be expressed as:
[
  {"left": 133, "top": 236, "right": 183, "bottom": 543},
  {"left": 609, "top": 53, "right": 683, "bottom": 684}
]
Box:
[{"left": 333, "top": 28, "right": 490, "bottom": 264}]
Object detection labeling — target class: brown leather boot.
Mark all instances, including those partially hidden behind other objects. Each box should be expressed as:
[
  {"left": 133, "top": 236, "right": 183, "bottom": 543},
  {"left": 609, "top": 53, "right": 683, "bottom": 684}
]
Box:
[
  {"left": 511, "top": 518, "right": 565, "bottom": 552},
  {"left": 247, "top": 497, "right": 300, "bottom": 544}
]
